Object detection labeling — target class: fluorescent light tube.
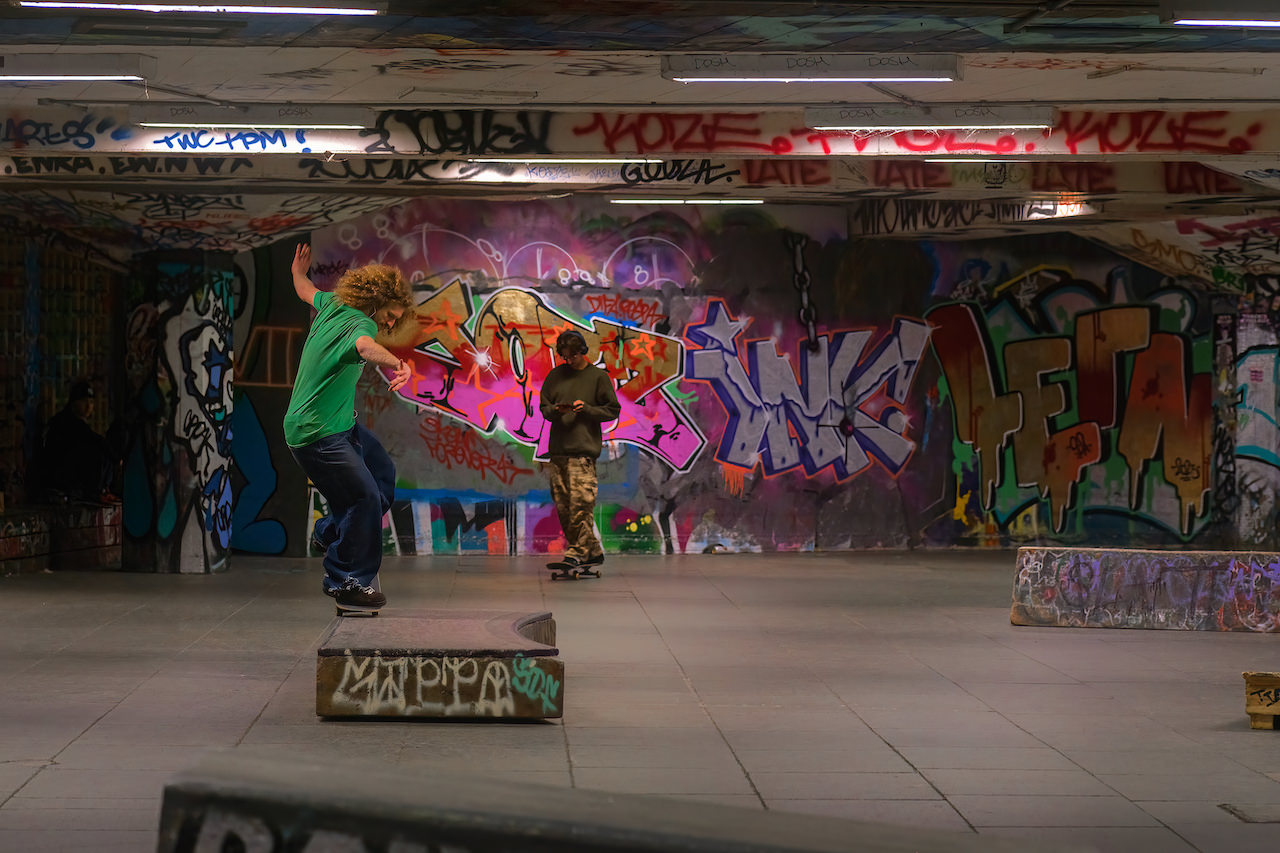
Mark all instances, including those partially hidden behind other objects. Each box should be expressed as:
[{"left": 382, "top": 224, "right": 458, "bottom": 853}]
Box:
[
  {"left": 469, "top": 157, "right": 665, "bottom": 164},
  {"left": 131, "top": 103, "right": 375, "bottom": 129},
  {"left": 0, "top": 52, "right": 155, "bottom": 82},
  {"left": 661, "top": 54, "right": 960, "bottom": 83},
  {"left": 19, "top": 1, "right": 384, "bottom": 13},
  {"left": 1171, "top": 18, "right": 1280, "bottom": 26},
  {"left": 609, "top": 199, "right": 765, "bottom": 205},
  {"left": 805, "top": 105, "right": 1056, "bottom": 131},
  {"left": 1161, "top": 1, "right": 1280, "bottom": 26}
]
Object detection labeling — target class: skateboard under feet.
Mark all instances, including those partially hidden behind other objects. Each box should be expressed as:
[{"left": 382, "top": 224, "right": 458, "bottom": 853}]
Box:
[
  {"left": 547, "top": 561, "right": 602, "bottom": 581},
  {"left": 335, "top": 603, "right": 380, "bottom": 617}
]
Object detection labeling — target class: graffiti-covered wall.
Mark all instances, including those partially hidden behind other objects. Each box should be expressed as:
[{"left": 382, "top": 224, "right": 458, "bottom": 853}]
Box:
[
  {"left": 123, "top": 251, "right": 235, "bottom": 572},
  {"left": 920, "top": 237, "right": 1218, "bottom": 547},
  {"left": 230, "top": 198, "right": 1276, "bottom": 555}
]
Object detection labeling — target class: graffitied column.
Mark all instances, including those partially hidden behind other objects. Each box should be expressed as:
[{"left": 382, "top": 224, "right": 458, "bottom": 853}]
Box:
[
  {"left": 1213, "top": 308, "right": 1240, "bottom": 546},
  {"left": 122, "top": 250, "right": 235, "bottom": 573}
]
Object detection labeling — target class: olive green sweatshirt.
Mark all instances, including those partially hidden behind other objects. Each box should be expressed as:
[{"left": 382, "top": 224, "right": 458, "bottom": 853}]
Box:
[{"left": 538, "top": 363, "right": 621, "bottom": 458}]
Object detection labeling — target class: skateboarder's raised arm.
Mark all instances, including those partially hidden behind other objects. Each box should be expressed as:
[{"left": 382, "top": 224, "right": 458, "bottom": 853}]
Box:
[{"left": 291, "top": 243, "right": 320, "bottom": 306}]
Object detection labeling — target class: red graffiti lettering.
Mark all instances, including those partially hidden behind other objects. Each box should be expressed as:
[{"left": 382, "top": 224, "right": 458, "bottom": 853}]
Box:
[
  {"left": 889, "top": 131, "right": 1022, "bottom": 155},
  {"left": 740, "top": 159, "right": 831, "bottom": 186},
  {"left": 1177, "top": 216, "right": 1280, "bottom": 248},
  {"left": 1162, "top": 162, "right": 1243, "bottom": 195},
  {"left": 417, "top": 414, "right": 534, "bottom": 485},
  {"left": 572, "top": 112, "right": 794, "bottom": 155},
  {"left": 873, "top": 160, "right": 952, "bottom": 189},
  {"left": 1030, "top": 162, "right": 1116, "bottom": 194},
  {"left": 584, "top": 293, "right": 667, "bottom": 328},
  {"left": 1059, "top": 111, "right": 1259, "bottom": 155}
]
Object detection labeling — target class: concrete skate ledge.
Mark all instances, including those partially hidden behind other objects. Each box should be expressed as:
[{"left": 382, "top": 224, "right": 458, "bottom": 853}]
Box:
[
  {"left": 158, "top": 751, "right": 1079, "bottom": 853},
  {"left": 316, "top": 609, "right": 563, "bottom": 719},
  {"left": 1011, "top": 546, "right": 1280, "bottom": 631}
]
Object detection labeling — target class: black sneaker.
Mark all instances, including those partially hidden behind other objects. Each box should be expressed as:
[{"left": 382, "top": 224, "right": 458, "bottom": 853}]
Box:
[
  {"left": 326, "top": 579, "right": 386, "bottom": 611},
  {"left": 559, "top": 556, "right": 583, "bottom": 569}
]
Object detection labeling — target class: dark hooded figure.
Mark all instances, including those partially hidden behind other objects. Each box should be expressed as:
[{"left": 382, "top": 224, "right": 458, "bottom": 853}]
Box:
[{"left": 538, "top": 330, "right": 620, "bottom": 571}]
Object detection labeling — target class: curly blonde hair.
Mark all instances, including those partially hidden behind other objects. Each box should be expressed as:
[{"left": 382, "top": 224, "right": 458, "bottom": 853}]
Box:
[{"left": 333, "top": 263, "right": 412, "bottom": 332}]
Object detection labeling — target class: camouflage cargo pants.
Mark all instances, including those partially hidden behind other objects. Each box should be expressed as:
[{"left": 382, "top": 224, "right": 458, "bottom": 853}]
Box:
[{"left": 546, "top": 455, "right": 602, "bottom": 562}]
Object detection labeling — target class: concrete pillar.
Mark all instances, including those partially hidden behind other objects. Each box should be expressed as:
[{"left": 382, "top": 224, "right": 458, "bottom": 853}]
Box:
[{"left": 122, "top": 250, "right": 235, "bottom": 573}]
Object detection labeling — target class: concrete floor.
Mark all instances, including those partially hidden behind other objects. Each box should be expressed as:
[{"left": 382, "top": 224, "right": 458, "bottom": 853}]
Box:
[{"left": 2, "top": 550, "right": 1279, "bottom": 852}]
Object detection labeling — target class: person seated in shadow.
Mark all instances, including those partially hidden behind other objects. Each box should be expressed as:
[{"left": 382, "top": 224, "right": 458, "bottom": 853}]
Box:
[{"left": 40, "top": 380, "right": 117, "bottom": 504}]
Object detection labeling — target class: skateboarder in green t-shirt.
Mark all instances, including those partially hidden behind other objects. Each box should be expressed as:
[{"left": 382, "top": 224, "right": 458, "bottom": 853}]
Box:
[{"left": 283, "top": 243, "right": 412, "bottom": 614}]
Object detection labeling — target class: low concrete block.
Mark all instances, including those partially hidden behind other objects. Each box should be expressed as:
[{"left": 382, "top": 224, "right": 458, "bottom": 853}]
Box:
[
  {"left": 316, "top": 609, "right": 562, "bottom": 719},
  {"left": 158, "top": 752, "right": 1074, "bottom": 853},
  {"left": 1011, "top": 546, "right": 1280, "bottom": 631},
  {"left": 1244, "top": 671, "right": 1280, "bottom": 730}
]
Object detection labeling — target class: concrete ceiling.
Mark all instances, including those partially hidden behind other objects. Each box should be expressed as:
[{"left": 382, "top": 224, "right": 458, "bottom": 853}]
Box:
[{"left": 1, "top": 0, "right": 1280, "bottom": 278}]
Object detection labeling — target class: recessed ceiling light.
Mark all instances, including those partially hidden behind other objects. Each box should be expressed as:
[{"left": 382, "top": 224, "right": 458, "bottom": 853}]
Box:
[
  {"left": 661, "top": 54, "right": 960, "bottom": 83},
  {"left": 805, "top": 105, "right": 1057, "bottom": 131},
  {"left": 609, "top": 199, "right": 765, "bottom": 205},
  {"left": 130, "top": 103, "right": 375, "bottom": 129},
  {"left": 1161, "top": 1, "right": 1280, "bottom": 26},
  {"left": 468, "top": 157, "right": 664, "bottom": 165},
  {"left": 0, "top": 52, "right": 155, "bottom": 82},
  {"left": 19, "top": 1, "right": 384, "bottom": 14}
]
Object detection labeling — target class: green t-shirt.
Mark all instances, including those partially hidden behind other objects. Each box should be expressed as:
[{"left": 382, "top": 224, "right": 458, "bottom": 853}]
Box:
[{"left": 283, "top": 290, "right": 377, "bottom": 448}]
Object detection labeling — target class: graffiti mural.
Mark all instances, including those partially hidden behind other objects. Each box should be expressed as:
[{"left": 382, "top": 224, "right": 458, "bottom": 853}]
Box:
[
  {"left": 220, "top": 201, "right": 1275, "bottom": 555},
  {"left": 124, "top": 252, "right": 235, "bottom": 573},
  {"left": 294, "top": 198, "right": 878, "bottom": 553},
  {"left": 685, "top": 298, "right": 929, "bottom": 481},
  {"left": 924, "top": 239, "right": 1214, "bottom": 544},
  {"left": 396, "top": 282, "right": 704, "bottom": 471}
]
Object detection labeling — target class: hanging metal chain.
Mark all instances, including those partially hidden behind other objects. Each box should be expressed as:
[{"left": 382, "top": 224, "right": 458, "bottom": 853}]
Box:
[{"left": 786, "top": 232, "right": 820, "bottom": 352}]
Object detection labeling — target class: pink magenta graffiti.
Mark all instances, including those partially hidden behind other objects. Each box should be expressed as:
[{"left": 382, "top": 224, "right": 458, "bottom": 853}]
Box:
[{"left": 388, "top": 281, "right": 706, "bottom": 471}]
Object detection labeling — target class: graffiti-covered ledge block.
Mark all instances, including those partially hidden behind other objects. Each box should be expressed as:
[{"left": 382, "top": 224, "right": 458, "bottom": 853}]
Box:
[
  {"left": 1012, "top": 547, "right": 1280, "bottom": 632},
  {"left": 1243, "top": 672, "right": 1280, "bottom": 730},
  {"left": 316, "top": 610, "right": 562, "bottom": 719}
]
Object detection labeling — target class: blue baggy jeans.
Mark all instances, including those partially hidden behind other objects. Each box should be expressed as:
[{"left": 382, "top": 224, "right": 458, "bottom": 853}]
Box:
[{"left": 289, "top": 422, "right": 394, "bottom": 593}]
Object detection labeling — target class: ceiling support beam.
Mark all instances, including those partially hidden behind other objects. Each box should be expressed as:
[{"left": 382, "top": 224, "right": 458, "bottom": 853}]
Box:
[{"left": 1005, "top": 0, "right": 1079, "bottom": 33}]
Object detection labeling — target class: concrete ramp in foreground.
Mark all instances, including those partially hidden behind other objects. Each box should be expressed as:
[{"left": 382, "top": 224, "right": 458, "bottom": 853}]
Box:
[
  {"left": 1011, "top": 546, "right": 1280, "bottom": 631},
  {"left": 158, "top": 752, "right": 1087, "bottom": 853},
  {"left": 316, "top": 609, "right": 562, "bottom": 719}
]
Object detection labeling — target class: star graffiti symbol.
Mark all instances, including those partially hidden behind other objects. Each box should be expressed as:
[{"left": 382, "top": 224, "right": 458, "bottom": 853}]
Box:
[
  {"left": 688, "top": 301, "right": 749, "bottom": 351},
  {"left": 630, "top": 332, "right": 658, "bottom": 360},
  {"left": 542, "top": 320, "right": 574, "bottom": 350},
  {"left": 201, "top": 340, "right": 231, "bottom": 391}
]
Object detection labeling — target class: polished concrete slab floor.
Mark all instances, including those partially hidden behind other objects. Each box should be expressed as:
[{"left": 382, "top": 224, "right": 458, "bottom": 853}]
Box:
[{"left": 2, "top": 550, "right": 1278, "bottom": 852}]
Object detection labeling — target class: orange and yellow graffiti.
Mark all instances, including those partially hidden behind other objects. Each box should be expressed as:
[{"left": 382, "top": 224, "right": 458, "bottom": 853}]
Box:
[{"left": 929, "top": 302, "right": 1211, "bottom": 533}]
